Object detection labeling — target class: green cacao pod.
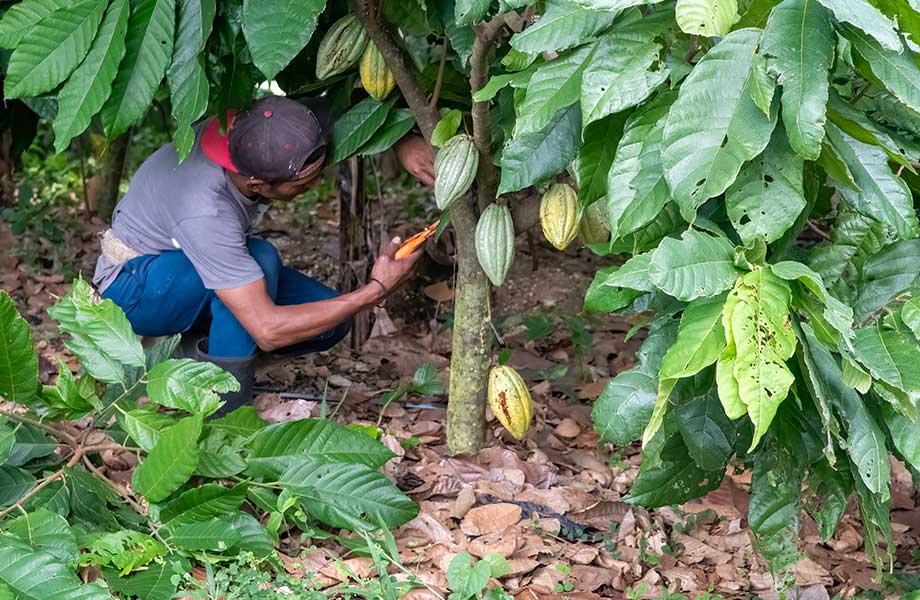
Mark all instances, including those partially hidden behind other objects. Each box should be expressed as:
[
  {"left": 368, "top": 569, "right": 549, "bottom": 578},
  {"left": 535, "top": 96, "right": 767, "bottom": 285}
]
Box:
[
  {"left": 578, "top": 200, "right": 610, "bottom": 245},
  {"left": 539, "top": 183, "right": 579, "bottom": 250},
  {"left": 475, "top": 203, "right": 515, "bottom": 287},
  {"left": 488, "top": 365, "right": 533, "bottom": 440},
  {"left": 315, "top": 15, "right": 368, "bottom": 80},
  {"left": 359, "top": 43, "right": 395, "bottom": 101},
  {"left": 434, "top": 134, "right": 479, "bottom": 210}
]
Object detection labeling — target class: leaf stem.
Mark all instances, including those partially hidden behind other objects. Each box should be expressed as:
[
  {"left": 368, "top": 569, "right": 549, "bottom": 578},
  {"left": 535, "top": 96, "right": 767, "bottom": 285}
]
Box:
[{"left": 0, "top": 409, "right": 78, "bottom": 446}]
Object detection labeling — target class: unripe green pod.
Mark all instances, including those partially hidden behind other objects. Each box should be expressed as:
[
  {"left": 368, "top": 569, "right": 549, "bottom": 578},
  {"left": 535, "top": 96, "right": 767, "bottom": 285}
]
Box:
[
  {"left": 475, "top": 203, "right": 515, "bottom": 287},
  {"left": 540, "top": 183, "right": 579, "bottom": 250},
  {"left": 578, "top": 200, "right": 610, "bottom": 245},
  {"left": 434, "top": 134, "right": 479, "bottom": 210},
  {"left": 316, "top": 15, "right": 368, "bottom": 80}
]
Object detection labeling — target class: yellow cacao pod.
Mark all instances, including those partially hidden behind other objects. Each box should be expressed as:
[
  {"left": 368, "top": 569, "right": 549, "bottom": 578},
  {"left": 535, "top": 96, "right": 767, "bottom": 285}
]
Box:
[
  {"left": 359, "top": 43, "right": 395, "bottom": 101},
  {"left": 540, "top": 183, "right": 579, "bottom": 250},
  {"left": 315, "top": 15, "right": 368, "bottom": 80},
  {"left": 578, "top": 200, "right": 610, "bottom": 245},
  {"left": 488, "top": 365, "right": 533, "bottom": 440}
]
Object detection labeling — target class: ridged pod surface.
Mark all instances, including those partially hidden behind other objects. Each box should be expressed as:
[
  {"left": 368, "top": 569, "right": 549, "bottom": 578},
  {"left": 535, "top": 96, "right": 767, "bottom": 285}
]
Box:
[
  {"left": 315, "top": 15, "right": 368, "bottom": 80},
  {"left": 578, "top": 200, "right": 610, "bottom": 245},
  {"left": 434, "top": 134, "right": 479, "bottom": 210},
  {"left": 359, "top": 43, "right": 395, "bottom": 101},
  {"left": 540, "top": 183, "right": 579, "bottom": 250},
  {"left": 488, "top": 365, "right": 533, "bottom": 440},
  {"left": 475, "top": 203, "right": 515, "bottom": 287}
]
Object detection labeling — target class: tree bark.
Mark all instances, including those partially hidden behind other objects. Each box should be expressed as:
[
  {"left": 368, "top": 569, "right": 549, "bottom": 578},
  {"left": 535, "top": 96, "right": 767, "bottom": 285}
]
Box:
[
  {"left": 337, "top": 155, "right": 373, "bottom": 348},
  {"left": 96, "top": 131, "right": 131, "bottom": 222}
]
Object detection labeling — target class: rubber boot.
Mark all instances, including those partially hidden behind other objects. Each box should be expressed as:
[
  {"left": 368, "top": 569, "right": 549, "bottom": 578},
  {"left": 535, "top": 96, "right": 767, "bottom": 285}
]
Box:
[{"left": 194, "top": 337, "right": 255, "bottom": 418}]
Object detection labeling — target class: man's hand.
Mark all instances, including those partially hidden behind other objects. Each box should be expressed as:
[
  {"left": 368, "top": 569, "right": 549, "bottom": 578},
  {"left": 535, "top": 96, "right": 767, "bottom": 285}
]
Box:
[
  {"left": 394, "top": 135, "right": 435, "bottom": 187},
  {"left": 370, "top": 237, "right": 423, "bottom": 299}
]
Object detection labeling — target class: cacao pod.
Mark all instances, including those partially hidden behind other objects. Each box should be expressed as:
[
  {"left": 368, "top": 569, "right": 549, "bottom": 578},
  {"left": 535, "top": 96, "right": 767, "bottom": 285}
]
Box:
[
  {"left": 475, "top": 203, "right": 515, "bottom": 287},
  {"left": 434, "top": 134, "right": 479, "bottom": 210},
  {"left": 315, "top": 15, "right": 368, "bottom": 80},
  {"left": 359, "top": 43, "right": 395, "bottom": 101},
  {"left": 539, "top": 183, "right": 579, "bottom": 250},
  {"left": 488, "top": 365, "right": 533, "bottom": 440},
  {"left": 578, "top": 200, "right": 610, "bottom": 245}
]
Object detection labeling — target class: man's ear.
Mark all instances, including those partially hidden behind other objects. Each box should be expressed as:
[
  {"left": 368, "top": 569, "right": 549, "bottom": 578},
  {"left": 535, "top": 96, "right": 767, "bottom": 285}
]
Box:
[{"left": 245, "top": 178, "right": 270, "bottom": 196}]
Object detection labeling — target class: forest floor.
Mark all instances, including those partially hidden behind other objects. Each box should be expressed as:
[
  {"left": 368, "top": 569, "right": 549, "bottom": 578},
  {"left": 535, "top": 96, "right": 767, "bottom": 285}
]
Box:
[{"left": 2, "top": 177, "right": 919, "bottom": 600}]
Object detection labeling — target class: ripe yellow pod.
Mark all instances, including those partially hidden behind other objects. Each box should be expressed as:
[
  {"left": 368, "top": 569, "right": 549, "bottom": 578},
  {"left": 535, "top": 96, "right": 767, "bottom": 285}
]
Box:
[
  {"left": 488, "top": 365, "right": 533, "bottom": 440},
  {"left": 359, "top": 43, "right": 395, "bottom": 101},
  {"left": 540, "top": 183, "right": 579, "bottom": 250}
]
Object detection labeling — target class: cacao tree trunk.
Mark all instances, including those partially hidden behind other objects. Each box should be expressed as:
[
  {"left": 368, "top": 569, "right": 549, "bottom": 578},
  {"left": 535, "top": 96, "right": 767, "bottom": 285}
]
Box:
[
  {"left": 337, "top": 155, "right": 373, "bottom": 348},
  {"left": 96, "top": 131, "right": 131, "bottom": 222}
]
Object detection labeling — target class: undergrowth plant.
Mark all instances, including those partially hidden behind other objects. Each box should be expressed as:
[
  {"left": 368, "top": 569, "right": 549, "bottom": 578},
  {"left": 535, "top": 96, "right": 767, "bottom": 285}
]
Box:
[{"left": 0, "top": 283, "right": 417, "bottom": 599}]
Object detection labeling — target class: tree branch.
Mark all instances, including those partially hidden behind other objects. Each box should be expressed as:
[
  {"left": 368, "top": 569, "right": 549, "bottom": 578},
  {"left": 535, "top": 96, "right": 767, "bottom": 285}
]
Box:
[
  {"left": 0, "top": 408, "right": 78, "bottom": 446},
  {"left": 349, "top": 0, "right": 440, "bottom": 140}
]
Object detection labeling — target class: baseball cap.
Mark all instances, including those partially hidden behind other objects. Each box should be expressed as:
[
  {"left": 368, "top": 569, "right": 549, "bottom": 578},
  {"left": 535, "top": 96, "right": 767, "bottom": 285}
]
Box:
[{"left": 201, "top": 95, "right": 332, "bottom": 183}]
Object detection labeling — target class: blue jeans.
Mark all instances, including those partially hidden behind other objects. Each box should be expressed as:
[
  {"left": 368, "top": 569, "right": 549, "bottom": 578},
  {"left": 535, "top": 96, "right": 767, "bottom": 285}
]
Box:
[{"left": 102, "top": 238, "right": 351, "bottom": 358}]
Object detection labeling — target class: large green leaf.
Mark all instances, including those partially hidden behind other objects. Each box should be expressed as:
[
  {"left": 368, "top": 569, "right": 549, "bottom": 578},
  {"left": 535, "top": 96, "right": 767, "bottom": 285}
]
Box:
[
  {"left": 0, "top": 535, "right": 110, "bottom": 600},
  {"left": 675, "top": 0, "right": 738, "bottom": 36},
  {"left": 625, "top": 432, "right": 724, "bottom": 506},
  {"left": 48, "top": 280, "right": 145, "bottom": 386},
  {"left": 0, "top": 466, "right": 34, "bottom": 507},
  {"left": 869, "top": 0, "right": 920, "bottom": 47},
  {"left": 825, "top": 124, "right": 919, "bottom": 241},
  {"left": 827, "top": 91, "right": 920, "bottom": 170},
  {"left": 455, "top": 0, "right": 491, "bottom": 26},
  {"left": 159, "top": 483, "right": 247, "bottom": 525},
  {"left": 676, "top": 392, "right": 735, "bottom": 470},
  {"left": 52, "top": 0, "right": 130, "bottom": 154},
  {"left": 804, "top": 458, "right": 852, "bottom": 541},
  {"left": 579, "top": 25, "right": 669, "bottom": 129},
  {"left": 816, "top": 0, "right": 902, "bottom": 51},
  {"left": 849, "top": 458, "right": 892, "bottom": 570},
  {"left": 357, "top": 109, "right": 416, "bottom": 156},
  {"left": 593, "top": 253, "right": 655, "bottom": 293},
  {"left": 852, "top": 239, "right": 920, "bottom": 320},
  {"left": 649, "top": 230, "right": 742, "bottom": 302},
  {"left": 845, "top": 23, "right": 920, "bottom": 113},
  {"left": 226, "top": 512, "right": 274, "bottom": 557},
  {"left": 809, "top": 207, "right": 894, "bottom": 290},
  {"left": 0, "top": 291, "right": 38, "bottom": 405},
  {"left": 761, "top": 0, "right": 835, "bottom": 159},
  {"left": 103, "top": 560, "right": 179, "bottom": 600},
  {"left": 280, "top": 457, "right": 418, "bottom": 530},
  {"left": 728, "top": 269, "right": 796, "bottom": 450},
  {"left": 168, "top": 517, "right": 241, "bottom": 552},
  {"left": 0, "top": 0, "right": 71, "bottom": 47},
  {"left": 902, "top": 297, "right": 920, "bottom": 340},
  {"left": 3, "top": 0, "right": 107, "bottom": 98},
  {"left": 208, "top": 406, "right": 267, "bottom": 438},
  {"left": 241, "top": 0, "right": 325, "bottom": 81},
  {"left": 100, "top": 0, "right": 176, "bottom": 137},
  {"left": 854, "top": 325, "right": 920, "bottom": 395},
  {"left": 659, "top": 296, "right": 727, "bottom": 380},
  {"left": 748, "top": 433, "right": 804, "bottom": 572},
  {"left": 515, "top": 44, "right": 594, "bottom": 136},
  {"left": 167, "top": 0, "right": 216, "bottom": 158},
  {"left": 583, "top": 266, "right": 645, "bottom": 313},
  {"left": 725, "top": 125, "right": 806, "bottom": 244},
  {"left": 574, "top": 112, "right": 626, "bottom": 205},
  {"left": 6, "top": 425, "right": 57, "bottom": 466},
  {"left": 4, "top": 509, "right": 77, "bottom": 564},
  {"left": 248, "top": 419, "right": 395, "bottom": 478},
  {"left": 592, "top": 370, "right": 658, "bottom": 444},
  {"left": 797, "top": 323, "right": 889, "bottom": 497},
  {"left": 661, "top": 28, "right": 777, "bottom": 222},
  {"left": 498, "top": 103, "right": 581, "bottom": 194},
  {"left": 332, "top": 97, "right": 397, "bottom": 163},
  {"left": 132, "top": 415, "right": 202, "bottom": 503},
  {"left": 884, "top": 404, "right": 920, "bottom": 471},
  {"left": 509, "top": 0, "right": 616, "bottom": 54},
  {"left": 146, "top": 358, "right": 239, "bottom": 416},
  {"left": 607, "top": 90, "right": 676, "bottom": 239},
  {"left": 118, "top": 407, "right": 176, "bottom": 453}
]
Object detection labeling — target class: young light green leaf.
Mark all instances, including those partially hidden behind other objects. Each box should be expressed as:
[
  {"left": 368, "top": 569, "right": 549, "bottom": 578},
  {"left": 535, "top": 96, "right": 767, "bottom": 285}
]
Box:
[
  {"left": 146, "top": 358, "right": 239, "bottom": 416},
  {"left": 902, "top": 297, "right": 920, "bottom": 340},
  {"left": 132, "top": 415, "right": 202, "bottom": 503},
  {"left": 661, "top": 28, "right": 777, "bottom": 222},
  {"left": 841, "top": 355, "right": 872, "bottom": 393},
  {"left": 816, "top": 0, "right": 902, "bottom": 51},
  {"left": 0, "top": 291, "right": 38, "bottom": 405},
  {"left": 242, "top": 0, "right": 326, "bottom": 81},
  {"left": 168, "top": 0, "right": 216, "bottom": 158},
  {"left": 659, "top": 295, "right": 727, "bottom": 380},
  {"left": 607, "top": 90, "right": 676, "bottom": 238},
  {"left": 509, "top": 0, "right": 616, "bottom": 54},
  {"left": 675, "top": 0, "right": 738, "bottom": 36},
  {"left": 649, "top": 230, "right": 742, "bottom": 302},
  {"left": 101, "top": 0, "right": 175, "bottom": 138},
  {"left": 333, "top": 97, "right": 397, "bottom": 163},
  {"left": 725, "top": 125, "right": 806, "bottom": 244},
  {"left": 3, "top": 0, "right": 107, "bottom": 99},
  {"left": 52, "top": 0, "right": 130, "bottom": 154},
  {"left": 517, "top": 44, "right": 594, "bottom": 136},
  {"left": 446, "top": 552, "right": 491, "bottom": 599},
  {"left": 498, "top": 103, "right": 581, "bottom": 194},
  {"left": 431, "top": 109, "right": 463, "bottom": 148}
]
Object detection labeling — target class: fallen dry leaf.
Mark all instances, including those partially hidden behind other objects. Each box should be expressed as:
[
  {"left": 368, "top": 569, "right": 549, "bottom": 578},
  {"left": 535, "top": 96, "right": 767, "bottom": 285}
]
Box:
[{"left": 460, "top": 503, "right": 523, "bottom": 536}]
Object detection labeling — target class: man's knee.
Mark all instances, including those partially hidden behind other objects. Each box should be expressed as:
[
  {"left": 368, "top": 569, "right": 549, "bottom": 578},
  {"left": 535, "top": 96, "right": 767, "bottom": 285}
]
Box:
[{"left": 246, "top": 238, "right": 282, "bottom": 292}]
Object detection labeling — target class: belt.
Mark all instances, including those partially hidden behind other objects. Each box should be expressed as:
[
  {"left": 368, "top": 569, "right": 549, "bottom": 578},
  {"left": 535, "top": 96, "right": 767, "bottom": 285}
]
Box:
[{"left": 99, "top": 229, "right": 142, "bottom": 266}]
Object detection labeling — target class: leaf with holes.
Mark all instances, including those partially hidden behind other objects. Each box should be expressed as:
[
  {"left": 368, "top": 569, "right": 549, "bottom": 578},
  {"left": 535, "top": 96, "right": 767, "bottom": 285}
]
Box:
[{"left": 649, "top": 230, "right": 742, "bottom": 302}]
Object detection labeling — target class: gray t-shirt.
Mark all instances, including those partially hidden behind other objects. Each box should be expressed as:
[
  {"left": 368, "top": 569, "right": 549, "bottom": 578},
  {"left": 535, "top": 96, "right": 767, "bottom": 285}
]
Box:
[{"left": 93, "top": 125, "right": 270, "bottom": 292}]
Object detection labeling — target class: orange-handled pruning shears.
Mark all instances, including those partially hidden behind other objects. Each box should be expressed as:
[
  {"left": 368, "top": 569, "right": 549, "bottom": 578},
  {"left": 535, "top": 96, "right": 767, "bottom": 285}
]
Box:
[{"left": 394, "top": 220, "right": 440, "bottom": 259}]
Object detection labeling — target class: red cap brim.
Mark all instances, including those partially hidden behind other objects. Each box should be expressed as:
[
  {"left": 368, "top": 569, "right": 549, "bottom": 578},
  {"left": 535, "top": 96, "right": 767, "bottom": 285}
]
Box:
[{"left": 201, "top": 110, "right": 239, "bottom": 172}]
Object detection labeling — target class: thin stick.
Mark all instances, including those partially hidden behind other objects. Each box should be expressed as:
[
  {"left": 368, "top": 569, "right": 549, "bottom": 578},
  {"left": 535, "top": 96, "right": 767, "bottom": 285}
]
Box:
[
  {"left": 0, "top": 409, "right": 78, "bottom": 446},
  {"left": 805, "top": 219, "right": 831, "bottom": 241},
  {"left": 0, "top": 450, "right": 83, "bottom": 519},
  {"left": 429, "top": 40, "right": 449, "bottom": 111}
]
